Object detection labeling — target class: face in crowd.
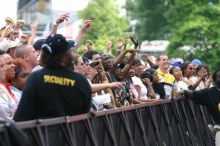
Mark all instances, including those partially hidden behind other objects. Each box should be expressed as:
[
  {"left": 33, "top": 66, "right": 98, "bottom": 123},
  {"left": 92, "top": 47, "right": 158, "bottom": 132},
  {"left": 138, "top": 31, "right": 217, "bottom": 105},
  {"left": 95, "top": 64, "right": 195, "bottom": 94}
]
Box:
[
  {"left": 15, "top": 45, "right": 39, "bottom": 69},
  {"left": 158, "top": 55, "right": 170, "bottom": 70},
  {"left": 182, "top": 63, "right": 194, "bottom": 78},
  {"left": 102, "top": 58, "right": 113, "bottom": 71},
  {"left": 133, "top": 63, "right": 143, "bottom": 77},
  {"left": 196, "top": 65, "right": 208, "bottom": 78},
  {"left": 128, "top": 66, "right": 135, "bottom": 78},
  {"left": 25, "top": 45, "right": 39, "bottom": 68},
  {"left": 170, "top": 66, "right": 183, "bottom": 82},
  {"left": 114, "top": 67, "right": 124, "bottom": 81},
  {"left": 2, "top": 54, "right": 15, "bottom": 81},
  {"left": 141, "top": 69, "right": 159, "bottom": 83},
  {"left": 74, "top": 57, "right": 85, "bottom": 74},
  {"left": 91, "top": 53, "right": 103, "bottom": 72},
  {"left": 12, "top": 59, "right": 31, "bottom": 90},
  {"left": 82, "top": 62, "right": 91, "bottom": 76},
  {"left": 152, "top": 71, "right": 160, "bottom": 83}
]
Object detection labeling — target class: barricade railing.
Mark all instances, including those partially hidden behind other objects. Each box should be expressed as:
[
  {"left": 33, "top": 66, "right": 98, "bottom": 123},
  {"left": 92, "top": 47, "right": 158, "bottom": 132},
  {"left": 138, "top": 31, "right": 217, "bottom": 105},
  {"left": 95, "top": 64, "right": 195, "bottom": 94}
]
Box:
[{"left": 0, "top": 97, "right": 216, "bottom": 146}]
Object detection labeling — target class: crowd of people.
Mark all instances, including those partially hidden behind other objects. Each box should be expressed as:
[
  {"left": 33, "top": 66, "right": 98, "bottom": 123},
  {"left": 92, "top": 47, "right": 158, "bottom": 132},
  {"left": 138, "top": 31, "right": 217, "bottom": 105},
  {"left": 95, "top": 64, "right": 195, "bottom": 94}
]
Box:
[{"left": 0, "top": 13, "right": 219, "bottom": 129}]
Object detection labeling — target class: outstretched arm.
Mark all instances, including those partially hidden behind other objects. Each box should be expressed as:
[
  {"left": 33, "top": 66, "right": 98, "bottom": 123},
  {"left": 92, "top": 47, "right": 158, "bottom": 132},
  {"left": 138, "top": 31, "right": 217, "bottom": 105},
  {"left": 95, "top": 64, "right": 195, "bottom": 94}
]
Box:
[
  {"left": 122, "top": 51, "right": 136, "bottom": 76},
  {"left": 91, "top": 82, "right": 124, "bottom": 93},
  {"left": 49, "top": 13, "right": 70, "bottom": 36},
  {"left": 74, "top": 20, "right": 92, "bottom": 48},
  {"left": 113, "top": 48, "right": 135, "bottom": 70},
  {"left": 28, "top": 21, "right": 38, "bottom": 45}
]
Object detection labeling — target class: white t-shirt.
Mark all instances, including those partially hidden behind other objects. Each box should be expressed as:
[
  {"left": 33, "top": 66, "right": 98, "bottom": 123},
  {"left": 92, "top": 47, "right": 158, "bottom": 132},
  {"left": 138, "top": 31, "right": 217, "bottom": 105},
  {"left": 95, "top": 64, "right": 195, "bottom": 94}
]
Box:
[
  {"left": 132, "top": 76, "right": 148, "bottom": 99},
  {"left": 176, "top": 80, "right": 188, "bottom": 91},
  {"left": 0, "top": 84, "right": 17, "bottom": 119}
]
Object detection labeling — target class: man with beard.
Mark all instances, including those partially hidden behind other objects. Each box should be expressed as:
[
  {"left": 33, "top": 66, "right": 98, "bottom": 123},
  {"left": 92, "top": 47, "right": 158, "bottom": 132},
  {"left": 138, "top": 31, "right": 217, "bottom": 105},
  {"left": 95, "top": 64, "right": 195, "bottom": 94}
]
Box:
[{"left": 14, "top": 34, "right": 92, "bottom": 121}]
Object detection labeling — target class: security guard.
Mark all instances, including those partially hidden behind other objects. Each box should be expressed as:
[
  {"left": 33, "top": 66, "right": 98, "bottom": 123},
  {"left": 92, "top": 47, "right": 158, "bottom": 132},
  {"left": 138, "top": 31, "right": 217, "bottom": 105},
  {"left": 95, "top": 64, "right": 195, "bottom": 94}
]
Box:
[
  {"left": 14, "top": 34, "right": 91, "bottom": 121},
  {"left": 184, "top": 69, "right": 220, "bottom": 145}
]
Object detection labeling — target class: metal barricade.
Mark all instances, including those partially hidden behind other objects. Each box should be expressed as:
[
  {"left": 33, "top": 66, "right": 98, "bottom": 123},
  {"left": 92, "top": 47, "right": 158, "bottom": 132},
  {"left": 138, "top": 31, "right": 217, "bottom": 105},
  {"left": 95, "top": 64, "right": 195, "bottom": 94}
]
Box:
[{"left": 0, "top": 97, "right": 215, "bottom": 146}]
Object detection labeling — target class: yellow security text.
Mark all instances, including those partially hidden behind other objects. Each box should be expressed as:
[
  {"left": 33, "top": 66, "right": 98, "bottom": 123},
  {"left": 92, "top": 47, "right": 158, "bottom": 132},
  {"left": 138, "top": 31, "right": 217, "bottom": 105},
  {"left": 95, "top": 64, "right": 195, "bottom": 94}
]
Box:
[{"left": 44, "top": 75, "right": 75, "bottom": 87}]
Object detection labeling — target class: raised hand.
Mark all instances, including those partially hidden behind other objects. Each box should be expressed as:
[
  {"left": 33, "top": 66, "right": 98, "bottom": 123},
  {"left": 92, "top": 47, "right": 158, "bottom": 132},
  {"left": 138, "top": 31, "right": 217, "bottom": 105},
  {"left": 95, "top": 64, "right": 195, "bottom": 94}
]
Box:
[
  {"left": 81, "top": 20, "right": 92, "bottom": 32},
  {"left": 106, "top": 40, "right": 113, "bottom": 50},
  {"left": 117, "top": 38, "right": 124, "bottom": 49},
  {"left": 55, "top": 13, "right": 70, "bottom": 25},
  {"left": 30, "top": 21, "right": 38, "bottom": 31},
  {"left": 129, "top": 35, "right": 139, "bottom": 49},
  {"left": 141, "top": 54, "right": 151, "bottom": 62}
]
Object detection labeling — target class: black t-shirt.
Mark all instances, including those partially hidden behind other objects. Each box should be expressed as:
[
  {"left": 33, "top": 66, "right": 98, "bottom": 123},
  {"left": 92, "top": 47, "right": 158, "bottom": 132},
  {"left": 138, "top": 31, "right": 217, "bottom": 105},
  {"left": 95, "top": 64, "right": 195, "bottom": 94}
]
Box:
[
  {"left": 14, "top": 67, "right": 92, "bottom": 121},
  {"left": 192, "top": 87, "right": 220, "bottom": 124}
]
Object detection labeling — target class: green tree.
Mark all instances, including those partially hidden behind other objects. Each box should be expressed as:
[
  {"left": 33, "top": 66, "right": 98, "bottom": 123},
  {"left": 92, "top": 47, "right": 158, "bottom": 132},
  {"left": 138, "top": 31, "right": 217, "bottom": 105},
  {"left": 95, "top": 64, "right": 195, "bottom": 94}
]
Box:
[
  {"left": 77, "top": 0, "right": 129, "bottom": 55},
  {"left": 165, "top": 0, "right": 220, "bottom": 71},
  {"left": 126, "top": 0, "right": 168, "bottom": 41},
  {"left": 126, "top": 0, "right": 220, "bottom": 72}
]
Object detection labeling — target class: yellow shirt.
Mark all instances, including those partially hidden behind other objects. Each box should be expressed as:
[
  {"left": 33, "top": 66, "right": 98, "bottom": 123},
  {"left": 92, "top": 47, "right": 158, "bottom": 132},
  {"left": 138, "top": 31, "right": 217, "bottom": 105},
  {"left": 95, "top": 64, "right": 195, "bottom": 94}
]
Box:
[{"left": 156, "top": 68, "right": 175, "bottom": 85}]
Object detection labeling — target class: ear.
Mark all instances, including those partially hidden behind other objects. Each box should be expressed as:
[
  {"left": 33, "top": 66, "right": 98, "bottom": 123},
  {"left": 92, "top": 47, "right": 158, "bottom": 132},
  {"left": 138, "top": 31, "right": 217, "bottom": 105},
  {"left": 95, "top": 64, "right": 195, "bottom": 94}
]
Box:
[{"left": 23, "top": 54, "right": 30, "bottom": 61}]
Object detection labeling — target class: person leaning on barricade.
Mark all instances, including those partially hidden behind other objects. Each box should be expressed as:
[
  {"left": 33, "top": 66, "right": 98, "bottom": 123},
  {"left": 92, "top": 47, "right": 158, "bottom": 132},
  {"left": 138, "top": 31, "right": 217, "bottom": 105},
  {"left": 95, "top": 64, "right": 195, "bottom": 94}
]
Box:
[
  {"left": 13, "top": 34, "right": 92, "bottom": 121},
  {"left": 183, "top": 69, "right": 220, "bottom": 145}
]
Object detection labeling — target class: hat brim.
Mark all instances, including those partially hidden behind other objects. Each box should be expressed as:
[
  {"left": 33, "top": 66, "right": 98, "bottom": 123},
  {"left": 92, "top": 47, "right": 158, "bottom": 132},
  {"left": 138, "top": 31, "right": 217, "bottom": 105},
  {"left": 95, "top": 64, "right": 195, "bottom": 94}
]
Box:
[{"left": 68, "top": 40, "right": 77, "bottom": 49}]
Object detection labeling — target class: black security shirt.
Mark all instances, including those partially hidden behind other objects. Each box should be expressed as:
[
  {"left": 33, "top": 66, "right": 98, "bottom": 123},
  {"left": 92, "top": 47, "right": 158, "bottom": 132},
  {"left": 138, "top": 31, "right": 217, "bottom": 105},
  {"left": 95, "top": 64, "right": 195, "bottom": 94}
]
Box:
[
  {"left": 193, "top": 87, "right": 220, "bottom": 124},
  {"left": 14, "top": 67, "right": 92, "bottom": 121}
]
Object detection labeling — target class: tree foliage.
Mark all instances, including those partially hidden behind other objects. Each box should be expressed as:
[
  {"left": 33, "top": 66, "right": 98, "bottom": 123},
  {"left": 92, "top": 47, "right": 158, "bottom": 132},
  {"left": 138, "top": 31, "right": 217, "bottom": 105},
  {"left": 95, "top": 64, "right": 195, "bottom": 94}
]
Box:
[
  {"left": 77, "top": 0, "right": 129, "bottom": 55},
  {"left": 126, "top": 0, "right": 168, "bottom": 41},
  {"left": 126, "top": 0, "right": 220, "bottom": 72}
]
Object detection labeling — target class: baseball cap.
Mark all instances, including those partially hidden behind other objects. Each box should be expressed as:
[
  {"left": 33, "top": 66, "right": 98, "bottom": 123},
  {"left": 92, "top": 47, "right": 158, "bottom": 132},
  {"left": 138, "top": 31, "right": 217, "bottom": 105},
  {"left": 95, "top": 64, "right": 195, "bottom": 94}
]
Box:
[
  {"left": 171, "top": 61, "right": 182, "bottom": 67},
  {"left": 33, "top": 39, "right": 46, "bottom": 50},
  {"left": 0, "top": 38, "right": 20, "bottom": 52},
  {"left": 82, "top": 56, "right": 99, "bottom": 67},
  {"left": 68, "top": 40, "right": 77, "bottom": 49},
  {"left": 41, "top": 34, "right": 77, "bottom": 55},
  {"left": 191, "top": 59, "right": 202, "bottom": 65}
]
